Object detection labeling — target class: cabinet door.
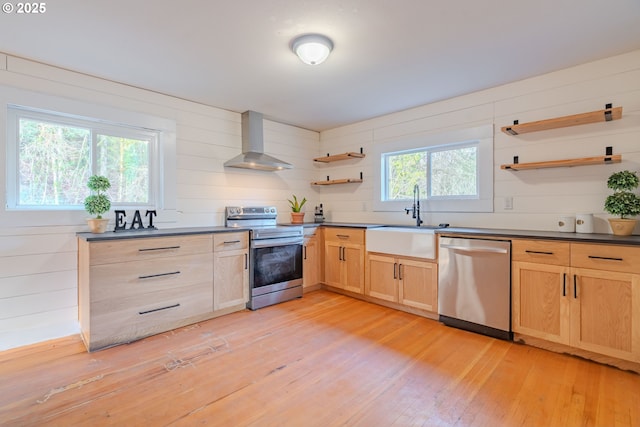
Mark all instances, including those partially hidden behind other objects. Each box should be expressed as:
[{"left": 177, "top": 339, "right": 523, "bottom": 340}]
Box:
[
  {"left": 303, "top": 235, "right": 320, "bottom": 289},
  {"left": 399, "top": 258, "right": 437, "bottom": 312},
  {"left": 324, "top": 241, "right": 343, "bottom": 289},
  {"left": 571, "top": 268, "right": 640, "bottom": 362},
  {"left": 367, "top": 254, "right": 398, "bottom": 302},
  {"left": 512, "top": 261, "right": 571, "bottom": 344},
  {"left": 343, "top": 245, "right": 364, "bottom": 294},
  {"left": 214, "top": 249, "right": 248, "bottom": 311}
]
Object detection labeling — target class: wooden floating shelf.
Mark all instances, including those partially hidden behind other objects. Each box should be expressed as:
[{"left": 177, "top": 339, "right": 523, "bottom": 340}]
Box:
[
  {"left": 311, "top": 178, "right": 364, "bottom": 186},
  {"left": 501, "top": 105, "right": 622, "bottom": 135},
  {"left": 501, "top": 154, "right": 621, "bottom": 171},
  {"left": 314, "top": 151, "right": 366, "bottom": 163}
]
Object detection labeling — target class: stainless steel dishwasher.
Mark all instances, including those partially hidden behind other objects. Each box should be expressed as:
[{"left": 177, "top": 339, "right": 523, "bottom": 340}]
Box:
[{"left": 438, "top": 236, "right": 512, "bottom": 340}]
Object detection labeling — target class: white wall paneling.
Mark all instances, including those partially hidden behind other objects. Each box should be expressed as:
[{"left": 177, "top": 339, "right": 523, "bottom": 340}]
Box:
[
  {"left": 0, "top": 54, "right": 319, "bottom": 350},
  {"left": 318, "top": 50, "right": 640, "bottom": 230}
]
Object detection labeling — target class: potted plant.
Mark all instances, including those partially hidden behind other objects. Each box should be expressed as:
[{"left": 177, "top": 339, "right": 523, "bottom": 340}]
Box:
[
  {"left": 288, "top": 194, "right": 307, "bottom": 224},
  {"left": 84, "top": 175, "right": 112, "bottom": 233},
  {"left": 604, "top": 170, "right": 640, "bottom": 236}
]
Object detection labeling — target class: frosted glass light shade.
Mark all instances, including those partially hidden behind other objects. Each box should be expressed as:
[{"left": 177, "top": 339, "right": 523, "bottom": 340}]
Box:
[{"left": 291, "top": 34, "right": 333, "bottom": 65}]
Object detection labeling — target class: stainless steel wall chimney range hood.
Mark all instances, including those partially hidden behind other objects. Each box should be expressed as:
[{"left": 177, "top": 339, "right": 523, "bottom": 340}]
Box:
[{"left": 224, "top": 110, "right": 293, "bottom": 171}]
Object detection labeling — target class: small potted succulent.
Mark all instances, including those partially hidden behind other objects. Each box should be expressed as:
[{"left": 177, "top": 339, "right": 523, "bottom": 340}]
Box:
[
  {"left": 84, "top": 175, "right": 111, "bottom": 233},
  {"left": 604, "top": 170, "right": 640, "bottom": 236},
  {"left": 288, "top": 194, "right": 307, "bottom": 224}
]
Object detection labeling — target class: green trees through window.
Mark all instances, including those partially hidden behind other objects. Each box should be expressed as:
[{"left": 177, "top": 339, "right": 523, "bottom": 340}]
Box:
[
  {"left": 383, "top": 144, "right": 478, "bottom": 201},
  {"left": 12, "top": 108, "right": 156, "bottom": 209}
]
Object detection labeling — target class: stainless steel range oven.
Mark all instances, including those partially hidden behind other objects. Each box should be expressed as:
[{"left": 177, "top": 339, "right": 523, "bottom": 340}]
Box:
[{"left": 225, "top": 206, "right": 304, "bottom": 310}]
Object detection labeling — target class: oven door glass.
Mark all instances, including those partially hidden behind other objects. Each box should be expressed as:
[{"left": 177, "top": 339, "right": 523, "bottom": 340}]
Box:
[{"left": 252, "top": 243, "right": 303, "bottom": 288}]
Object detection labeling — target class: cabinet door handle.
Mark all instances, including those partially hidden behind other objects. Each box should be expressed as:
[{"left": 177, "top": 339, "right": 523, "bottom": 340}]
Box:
[
  {"left": 573, "top": 275, "right": 578, "bottom": 299},
  {"left": 398, "top": 263, "right": 403, "bottom": 280},
  {"left": 304, "top": 245, "right": 307, "bottom": 260},
  {"left": 244, "top": 253, "right": 248, "bottom": 270},
  {"left": 338, "top": 246, "right": 343, "bottom": 261},
  {"left": 393, "top": 262, "right": 397, "bottom": 279},
  {"left": 224, "top": 240, "right": 241, "bottom": 244},
  {"left": 138, "top": 271, "right": 180, "bottom": 280},
  {"left": 139, "top": 303, "right": 180, "bottom": 315},
  {"left": 342, "top": 247, "right": 346, "bottom": 262},
  {"left": 139, "top": 246, "right": 180, "bottom": 252},
  {"left": 525, "top": 250, "right": 554, "bottom": 255},
  {"left": 588, "top": 255, "right": 623, "bottom": 262},
  {"left": 562, "top": 273, "right": 566, "bottom": 297}
]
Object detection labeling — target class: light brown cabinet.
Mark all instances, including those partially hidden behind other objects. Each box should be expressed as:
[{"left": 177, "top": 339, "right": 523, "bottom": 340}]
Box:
[
  {"left": 512, "top": 239, "right": 640, "bottom": 364},
  {"left": 303, "top": 228, "right": 322, "bottom": 290},
  {"left": 78, "top": 234, "right": 214, "bottom": 351},
  {"left": 366, "top": 253, "right": 437, "bottom": 312},
  {"left": 323, "top": 227, "right": 365, "bottom": 294},
  {"left": 78, "top": 230, "right": 250, "bottom": 352},
  {"left": 213, "top": 232, "right": 249, "bottom": 310}
]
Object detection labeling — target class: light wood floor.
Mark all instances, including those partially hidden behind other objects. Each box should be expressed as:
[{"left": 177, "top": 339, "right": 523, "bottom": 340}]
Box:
[{"left": 1, "top": 290, "right": 638, "bottom": 427}]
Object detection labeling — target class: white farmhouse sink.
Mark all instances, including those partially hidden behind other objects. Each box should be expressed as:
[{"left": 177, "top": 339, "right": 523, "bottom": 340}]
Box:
[{"left": 366, "top": 227, "right": 437, "bottom": 259}]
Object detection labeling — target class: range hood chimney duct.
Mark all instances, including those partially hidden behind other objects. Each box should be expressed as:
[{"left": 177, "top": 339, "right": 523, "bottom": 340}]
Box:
[{"left": 224, "top": 111, "right": 293, "bottom": 171}]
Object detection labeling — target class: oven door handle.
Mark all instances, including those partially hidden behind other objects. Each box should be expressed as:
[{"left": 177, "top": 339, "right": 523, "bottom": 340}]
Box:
[{"left": 251, "top": 237, "right": 304, "bottom": 248}]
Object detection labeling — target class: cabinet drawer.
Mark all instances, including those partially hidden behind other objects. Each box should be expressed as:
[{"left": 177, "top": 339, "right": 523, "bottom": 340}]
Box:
[
  {"left": 571, "top": 243, "right": 640, "bottom": 274},
  {"left": 90, "top": 281, "right": 213, "bottom": 350},
  {"left": 512, "top": 239, "right": 570, "bottom": 265},
  {"left": 89, "top": 234, "right": 213, "bottom": 265},
  {"left": 324, "top": 227, "right": 365, "bottom": 244},
  {"left": 90, "top": 253, "right": 213, "bottom": 303},
  {"left": 214, "top": 232, "right": 248, "bottom": 252}
]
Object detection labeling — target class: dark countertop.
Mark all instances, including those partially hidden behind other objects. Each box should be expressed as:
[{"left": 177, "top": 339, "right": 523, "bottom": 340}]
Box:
[
  {"left": 78, "top": 222, "right": 640, "bottom": 246},
  {"left": 288, "top": 222, "right": 640, "bottom": 246},
  {"left": 436, "top": 227, "right": 640, "bottom": 246},
  {"left": 77, "top": 226, "right": 249, "bottom": 241},
  {"left": 283, "top": 222, "right": 387, "bottom": 229}
]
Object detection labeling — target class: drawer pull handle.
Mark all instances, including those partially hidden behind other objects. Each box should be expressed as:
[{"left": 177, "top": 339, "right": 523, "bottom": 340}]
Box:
[
  {"left": 525, "top": 250, "right": 554, "bottom": 255},
  {"left": 224, "top": 240, "right": 241, "bottom": 244},
  {"left": 138, "top": 271, "right": 181, "bottom": 280},
  {"left": 336, "top": 234, "right": 350, "bottom": 239},
  {"left": 588, "top": 255, "right": 623, "bottom": 262},
  {"left": 139, "top": 303, "right": 180, "bottom": 315},
  {"left": 139, "top": 246, "right": 180, "bottom": 252}
]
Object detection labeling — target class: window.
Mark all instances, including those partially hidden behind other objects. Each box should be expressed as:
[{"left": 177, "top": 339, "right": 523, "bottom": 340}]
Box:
[
  {"left": 7, "top": 106, "right": 159, "bottom": 210},
  {"left": 374, "top": 125, "right": 493, "bottom": 213},
  {"left": 383, "top": 142, "right": 478, "bottom": 201}
]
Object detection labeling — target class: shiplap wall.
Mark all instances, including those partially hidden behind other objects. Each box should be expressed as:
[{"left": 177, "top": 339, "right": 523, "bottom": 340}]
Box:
[
  {"left": 2, "top": 49, "right": 640, "bottom": 351},
  {"left": 317, "top": 50, "right": 640, "bottom": 232},
  {"left": 0, "top": 55, "right": 320, "bottom": 350}
]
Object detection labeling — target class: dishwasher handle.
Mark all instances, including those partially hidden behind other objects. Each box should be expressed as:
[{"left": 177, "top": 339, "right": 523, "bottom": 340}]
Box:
[{"left": 440, "top": 243, "right": 509, "bottom": 254}]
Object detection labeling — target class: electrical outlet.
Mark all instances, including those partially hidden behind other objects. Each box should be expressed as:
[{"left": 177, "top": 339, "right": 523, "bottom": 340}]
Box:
[{"left": 504, "top": 196, "right": 513, "bottom": 210}]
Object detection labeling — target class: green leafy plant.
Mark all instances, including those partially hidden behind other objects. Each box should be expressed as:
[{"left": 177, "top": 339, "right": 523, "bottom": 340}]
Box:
[
  {"left": 84, "top": 175, "right": 111, "bottom": 219},
  {"left": 288, "top": 194, "right": 307, "bottom": 212},
  {"left": 604, "top": 170, "right": 640, "bottom": 219}
]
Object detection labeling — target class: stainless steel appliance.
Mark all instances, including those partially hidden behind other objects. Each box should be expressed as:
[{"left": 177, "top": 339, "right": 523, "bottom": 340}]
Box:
[
  {"left": 438, "top": 236, "right": 512, "bottom": 340},
  {"left": 225, "top": 206, "right": 304, "bottom": 310}
]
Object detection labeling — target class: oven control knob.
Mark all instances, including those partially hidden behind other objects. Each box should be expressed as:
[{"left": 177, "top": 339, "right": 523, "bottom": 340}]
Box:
[{"left": 270, "top": 207, "right": 276, "bottom": 214}]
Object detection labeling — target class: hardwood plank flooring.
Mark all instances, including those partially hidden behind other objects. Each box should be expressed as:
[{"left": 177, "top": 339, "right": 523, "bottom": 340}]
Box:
[{"left": 1, "top": 290, "right": 638, "bottom": 426}]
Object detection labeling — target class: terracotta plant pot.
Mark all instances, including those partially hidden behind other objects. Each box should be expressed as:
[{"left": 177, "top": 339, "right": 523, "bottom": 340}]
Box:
[
  {"left": 87, "top": 218, "right": 110, "bottom": 234},
  {"left": 607, "top": 218, "right": 636, "bottom": 236},
  {"left": 291, "top": 212, "right": 305, "bottom": 224}
]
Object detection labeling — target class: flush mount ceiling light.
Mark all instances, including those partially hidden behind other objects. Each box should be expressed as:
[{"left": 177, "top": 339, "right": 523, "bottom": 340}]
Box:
[{"left": 291, "top": 34, "right": 333, "bottom": 65}]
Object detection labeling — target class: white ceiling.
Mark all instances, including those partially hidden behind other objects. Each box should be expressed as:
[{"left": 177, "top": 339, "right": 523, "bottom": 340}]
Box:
[{"left": 1, "top": 0, "right": 640, "bottom": 131}]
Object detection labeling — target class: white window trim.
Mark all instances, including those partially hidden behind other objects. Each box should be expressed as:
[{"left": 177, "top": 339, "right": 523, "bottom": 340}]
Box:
[
  {"left": 372, "top": 124, "right": 494, "bottom": 213},
  {"left": 1, "top": 86, "right": 176, "bottom": 227}
]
